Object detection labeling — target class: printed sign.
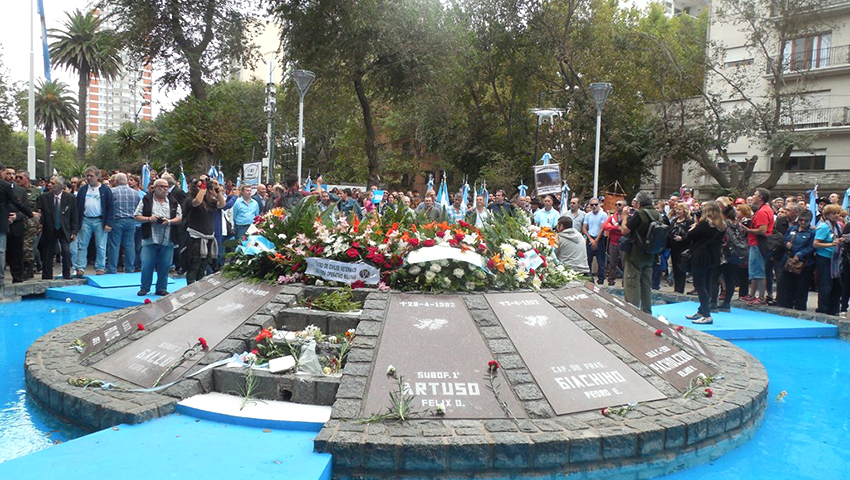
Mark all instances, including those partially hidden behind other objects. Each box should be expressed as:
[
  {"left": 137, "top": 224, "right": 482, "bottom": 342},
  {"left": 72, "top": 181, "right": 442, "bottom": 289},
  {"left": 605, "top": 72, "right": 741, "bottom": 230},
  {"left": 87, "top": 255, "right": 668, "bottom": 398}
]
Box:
[
  {"left": 93, "top": 281, "right": 282, "bottom": 387},
  {"left": 363, "top": 294, "right": 525, "bottom": 419},
  {"left": 534, "top": 163, "right": 562, "bottom": 196},
  {"left": 372, "top": 189, "right": 385, "bottom": 204},
  {"left": 487, "top": 292, "right": 665, "bottom": 415},
  {"left": 78, "top": 274, "right": 224, "bottom": 357},
  {"left": 242, "top": 162, "right": 262, "bottom": 187},
  {"left": 555, "top": 287, "right": 717, "bottom": 392},
  {"left": 304, "top": 258, "right": 381, "bottom": 285},
  {"left": 584, "top": 282, "right": 716, "bottom": 360}
]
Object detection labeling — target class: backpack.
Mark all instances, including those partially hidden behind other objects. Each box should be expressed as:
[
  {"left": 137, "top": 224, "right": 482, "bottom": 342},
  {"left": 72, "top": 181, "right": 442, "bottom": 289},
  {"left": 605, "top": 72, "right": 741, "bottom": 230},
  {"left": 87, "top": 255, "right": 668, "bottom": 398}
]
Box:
[
  {"left": 636, "top": 209, "right": 670, "bottom": 255},
  {"left": 758, "top": 231, "right": 785, "bottom": 261},
  {"left": 280, "top": 192, "right": 303, "bottom": 210},
  {"left": 723, "top": 223, "right": 748, "bottom": 265}
]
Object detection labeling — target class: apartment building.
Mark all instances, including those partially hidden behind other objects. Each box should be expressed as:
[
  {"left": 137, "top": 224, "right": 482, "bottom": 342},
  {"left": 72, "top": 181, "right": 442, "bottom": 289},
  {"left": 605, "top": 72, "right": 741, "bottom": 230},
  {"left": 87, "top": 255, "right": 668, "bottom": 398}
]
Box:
[
  {"left": 87, "top": 52, "right": 153, "bottom": 137},
  {"left": 645, "top": 0, "right": 850, "bottom": 199}
]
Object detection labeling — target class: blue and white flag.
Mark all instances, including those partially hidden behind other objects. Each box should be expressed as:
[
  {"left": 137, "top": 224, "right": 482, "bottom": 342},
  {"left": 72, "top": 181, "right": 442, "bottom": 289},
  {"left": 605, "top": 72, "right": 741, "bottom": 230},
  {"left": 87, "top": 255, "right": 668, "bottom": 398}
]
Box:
[
  {"left": 427, "top": 174, "right": 434, "bottom": 194},
  {"left": 460, "top": 181, "right": 470, "bottom": 214},
  {"left": 304, "top": 175, "right": 313, "bottom": 192},
  {"left": 141, "top": 163, "right": 151, "bottom": 192},
  {"left": 37, "top": 0, "right": 51, "bottom": 81},
  {"left": 217, "top": 167, "right": 224, "bottom": 186},
  {"left": 180, "top": 171, "right": 187, "bottom": 192},
  {"left": 842, "top": 187, "right": 850, "bottom": 213},
  {"left": 208, "top": 165, "right": 218, "bottom": 180},
  {"left": 437, "top": 172, "right": 450, "bottom": 211},
  {"left": 540, "top": 152, "right": 552, "bottom": 165},
  {"left": 235, "top": 175, "right": 241, "bottom": 189},
  {"left": 480, "top": 181, "right": 489, "bottom": 208},
  {"left": 518, "top": 180, "right": 528, "bottom": 198},
  {"left": 808, "top": 186, "right": 818, "bottom": 226}
]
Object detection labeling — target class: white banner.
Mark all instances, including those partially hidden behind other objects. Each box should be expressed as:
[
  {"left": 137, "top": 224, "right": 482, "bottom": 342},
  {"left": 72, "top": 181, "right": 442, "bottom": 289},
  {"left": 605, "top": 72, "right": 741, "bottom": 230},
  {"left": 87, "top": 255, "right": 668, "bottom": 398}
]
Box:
[
  {"left": 305, "top": 258, "right": 381, "bottom": 285},
  {"left": 406, "top": 245, "right": 486, "bottom": 268}
]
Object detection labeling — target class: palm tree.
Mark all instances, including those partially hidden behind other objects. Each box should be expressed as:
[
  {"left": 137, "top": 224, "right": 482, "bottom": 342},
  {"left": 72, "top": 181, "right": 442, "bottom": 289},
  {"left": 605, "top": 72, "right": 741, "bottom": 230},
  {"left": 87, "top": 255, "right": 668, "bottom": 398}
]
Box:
[
  {"left": 116, "top": 122, "right": 160, "bottom": 162},
  {"left": 49, "top": 9, "right": 122, "bottom": 161},
  {"left": 34, "top": 80, "right": 78, "bottom": 176}
]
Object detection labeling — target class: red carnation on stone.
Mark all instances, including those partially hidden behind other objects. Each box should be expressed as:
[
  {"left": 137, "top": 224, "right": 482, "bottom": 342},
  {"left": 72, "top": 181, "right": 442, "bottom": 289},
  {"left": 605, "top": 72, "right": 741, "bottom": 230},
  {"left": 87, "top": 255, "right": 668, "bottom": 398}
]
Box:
[
  {"left": 409, "top": 238, "right": 419, "bottom": 247},
  {"left": 704, "top": 388, "right": 713, "bottom": 398},
  {"left": 488, "top": 360, "right": 500, "bottom": 372},
  {"left": 655, "top": 329, "right": 663, "bottom": 336},
  {"left": 144, "top": 298, "right": 152, "bottom": 304},
  {"left": 423, "top": 239, "right": 436, "bottom": 247},
  {"left": 676, "top": 325, "right": 684, "bottom": 332},
  {"left": 601, "top": 407, "right": 611, "bottom": 417},
  {"left": 255, "top": 328, "right": 273, "bottom": 343},
  {"left": 137, "top": 323, "right": 145, "bottom": 331},
  {"left": 436, "top": 231, "right": 445, "bottom": 238},
  {"left": 351, "top": 280, "right": 366, "bottom": 289},
  {"left": 346, "top": 248, "right": 359, "bottom": 258},
  {"left": 198, "top": 337, "right": 208, "bottom": 351}
]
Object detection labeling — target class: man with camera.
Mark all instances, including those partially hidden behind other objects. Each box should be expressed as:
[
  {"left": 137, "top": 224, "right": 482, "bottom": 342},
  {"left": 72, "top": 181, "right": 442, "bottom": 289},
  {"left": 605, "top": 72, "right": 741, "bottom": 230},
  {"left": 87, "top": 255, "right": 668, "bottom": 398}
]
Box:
[{"left": 134, "top": 178, "right": 183, "bottom": 296}]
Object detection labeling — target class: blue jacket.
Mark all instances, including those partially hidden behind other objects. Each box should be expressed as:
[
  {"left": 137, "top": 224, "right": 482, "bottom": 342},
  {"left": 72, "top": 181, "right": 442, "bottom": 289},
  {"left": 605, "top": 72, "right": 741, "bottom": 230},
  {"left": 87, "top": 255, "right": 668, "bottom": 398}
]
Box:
[
  {"left": 785, "top": 225, "right": 815, "bottom": 266},
  {"left": 76, "top": 183, "right": 114, "bottom": 229}
]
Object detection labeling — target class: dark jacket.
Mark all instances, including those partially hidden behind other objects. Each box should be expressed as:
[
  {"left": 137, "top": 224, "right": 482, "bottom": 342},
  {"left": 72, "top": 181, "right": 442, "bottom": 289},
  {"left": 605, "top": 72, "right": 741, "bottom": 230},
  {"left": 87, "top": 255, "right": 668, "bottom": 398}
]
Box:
[
  {"left": 36, "top": 191, "right": 77, "bottom": 243},
  {"left": 786, "top": 225, "right": 816, "bottom": 266},
  {"left": 140, "top": 195, "right": 180, "bottom": 244},
  {"left": 7, "top": 183, "right": 29, "bottom": 236},
  {"left": 76, "top": 183, "right": 114, "bottom": 229},
  {"left": 624, "top": 207, "right": 660, "bottom": 266},
  {"left": 488, "top": 201, "right": 516, "bottom": 218},
  {"left": 0, "top": 180, "right": 33, "bottom": 234},
  {"left": 686, "top": 220, "right": 725, "bottom": 268}
]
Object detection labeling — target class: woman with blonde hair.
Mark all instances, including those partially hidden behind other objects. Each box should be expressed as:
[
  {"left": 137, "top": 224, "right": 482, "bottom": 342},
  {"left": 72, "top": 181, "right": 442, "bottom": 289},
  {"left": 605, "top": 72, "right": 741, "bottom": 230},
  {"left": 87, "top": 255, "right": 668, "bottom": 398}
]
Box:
[
  {"left": 685, "top": 202, "right": 727, "bottom": 324},
  {"left": 668, "top": 202, "right": 693, "bottom": 293}
]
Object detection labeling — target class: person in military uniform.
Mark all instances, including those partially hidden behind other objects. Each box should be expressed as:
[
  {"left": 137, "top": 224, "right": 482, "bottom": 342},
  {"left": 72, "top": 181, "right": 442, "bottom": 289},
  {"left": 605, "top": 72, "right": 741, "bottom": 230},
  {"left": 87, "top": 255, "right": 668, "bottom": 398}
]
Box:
[{"left": 16, "top": 170, "right": 42, "bottom": 279}]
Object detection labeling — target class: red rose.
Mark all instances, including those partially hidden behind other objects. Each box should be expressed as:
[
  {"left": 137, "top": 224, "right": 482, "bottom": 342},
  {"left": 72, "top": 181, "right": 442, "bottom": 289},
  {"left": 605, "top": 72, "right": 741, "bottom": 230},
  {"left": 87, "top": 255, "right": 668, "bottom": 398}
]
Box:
[
  {"left": 253, "top": 215, "right": 264, "bottom": 225},
  {"left": 372, "top": 254, "right": 385, "bottom": 265},
  {"left": 251, "top": 349, "right": 259, "bottom": 355},
  {"left": 654, "top": 329, "right": 663, "bottom": 336},
  {"left": 449, "top": 239, "right": 459, "bottom": 247},
  {"left": 601, "top": 407, "right": 611, "bottom": 417},
  {"left": 488, "top": 360, "right": 500, "bottom": 372},
  {"left": 143, "top": 298, "right": 152, "bottom": 304},
  {"left": 346, "top": 248, "right": 359, "bottom": 258},
  {"left": 198, "top": 337, "right": 208, "bottom": 350},
  {"left": 459, "top": 220, "right": 470, "bottom": 228},
  {"left": 409, "top": 238, "right": 419, "bottom": 247},
  {"left": 313, "top": 245, "right": 324, "bottom": 255},
  {"left": 255, "top": 328, "right": 273, "bottom": 343},
  {"left": 518, "top": 251, "right": 525, "bottom": 258},
  {"left": 529, "top": 268, "right": 535, "bottom": 276},
  {"left": 436, "top": 231, "right": 445, "bottom": 238},
  {"left": 351, "top": 280, "right": 366, "bottom": 289},
  {"left": 137, "top": 323, "right": 145, "bottom": 331},
  {"left": 487, "top": 259, "right": 496, "bottom": 269},
  {"left": 477, "top": 244, "right": 486, "bottom": 252},
  {"left": 676, "top": 325, "right": 684, "bottom": 332},
  {"left": 291, "top": 261, "right": 301, "bottom": 272},
  {"left": 704, "top": 388, "right": 713, "bottom": 398},
  {"left": 455, "top": 233, "right": 465, "bottom": 242},
  {"left": 352, "top": 242, "right": 360, "bottom": 248},
  {"left": 423, "top": 239, "right": 435, "bottom": 247}
]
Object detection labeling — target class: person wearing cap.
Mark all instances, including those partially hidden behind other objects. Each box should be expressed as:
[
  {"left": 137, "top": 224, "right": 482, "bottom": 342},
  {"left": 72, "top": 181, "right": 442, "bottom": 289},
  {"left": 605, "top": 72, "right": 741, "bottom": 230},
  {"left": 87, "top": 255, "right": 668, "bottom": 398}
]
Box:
[{"left": 735, "top": 197, "right": 746, "bottom": 206}]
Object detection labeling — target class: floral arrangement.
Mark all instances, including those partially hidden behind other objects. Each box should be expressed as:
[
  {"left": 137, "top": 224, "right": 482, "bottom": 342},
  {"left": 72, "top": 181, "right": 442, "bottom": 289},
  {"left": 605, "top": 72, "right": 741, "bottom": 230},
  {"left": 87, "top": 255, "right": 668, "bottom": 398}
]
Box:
[
  {"left": 253, "top": 325, "right": 355, "bottom": 376},
  {"left": 223, "top": 197, "right": 583, "bottom": 292}
]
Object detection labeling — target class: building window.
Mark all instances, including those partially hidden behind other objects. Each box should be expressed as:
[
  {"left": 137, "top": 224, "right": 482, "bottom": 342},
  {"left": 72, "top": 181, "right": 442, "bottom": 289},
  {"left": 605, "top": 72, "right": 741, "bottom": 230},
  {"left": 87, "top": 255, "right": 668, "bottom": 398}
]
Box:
[
  {"left": 724, "top": 58, "right": 754, "bottom": 67},
  {"left": 771, "top": 155, "right": 826, "bottom": 171},
  {"left": 784, "top": 33, "right": 831, "bottom": 71}
]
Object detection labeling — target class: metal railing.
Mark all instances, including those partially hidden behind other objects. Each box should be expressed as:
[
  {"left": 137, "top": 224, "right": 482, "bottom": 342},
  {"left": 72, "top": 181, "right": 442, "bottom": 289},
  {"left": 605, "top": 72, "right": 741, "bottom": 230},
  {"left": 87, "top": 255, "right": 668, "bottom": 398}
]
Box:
[
  {"left": 781, "top": 106, "right": 850, "bottom": 129},
  {"left": 777, "top": 44, "right": 850, "bottom": 72}
]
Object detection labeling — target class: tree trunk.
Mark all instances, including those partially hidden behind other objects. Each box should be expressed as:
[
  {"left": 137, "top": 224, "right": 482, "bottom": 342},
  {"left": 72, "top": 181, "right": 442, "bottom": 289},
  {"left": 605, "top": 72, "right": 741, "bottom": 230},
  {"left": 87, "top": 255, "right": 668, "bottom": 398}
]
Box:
[
  {"left": 45, "top": 128, "right": 53, "bottom": 178},
  {"left": 353, "top": 75, "right": 379, "bottom": 187},
  {"left": 187, "top": 53, "right": 207, "bottom": 102},
  {"left": 757, "top": 146, "right": 793, "bottom": 191},
  {"left": 76, "top": 65, "right": 90, "bottom": 162}
]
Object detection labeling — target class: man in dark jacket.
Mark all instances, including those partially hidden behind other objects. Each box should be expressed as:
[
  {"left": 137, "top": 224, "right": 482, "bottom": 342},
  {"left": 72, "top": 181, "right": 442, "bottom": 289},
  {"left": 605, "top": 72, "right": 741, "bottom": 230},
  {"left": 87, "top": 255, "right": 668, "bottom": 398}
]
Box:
[
  {"left": 0, "top": 164, "right": 34, "bottom": 287},
  {"left": 74, "top": 167, "right": 114, "bottom": 276},
  {"left": 4, "top": 167, "right": 28, "bottom": 283},
  {"left": 620, "top": 191, "right": 659, "bottom": 314},
  {"left": 487, "top": 190, "right": 516, "bottom": 219},
  {"left": 36, "top": 176, "right": 76, "bottom": 280}
]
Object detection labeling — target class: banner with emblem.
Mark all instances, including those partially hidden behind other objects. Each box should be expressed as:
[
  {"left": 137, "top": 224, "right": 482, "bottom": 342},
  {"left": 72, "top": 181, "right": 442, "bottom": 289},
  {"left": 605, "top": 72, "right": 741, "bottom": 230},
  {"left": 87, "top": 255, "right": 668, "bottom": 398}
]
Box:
[{"left": 305, "top": 258, "right": 381, "bottom": 284}]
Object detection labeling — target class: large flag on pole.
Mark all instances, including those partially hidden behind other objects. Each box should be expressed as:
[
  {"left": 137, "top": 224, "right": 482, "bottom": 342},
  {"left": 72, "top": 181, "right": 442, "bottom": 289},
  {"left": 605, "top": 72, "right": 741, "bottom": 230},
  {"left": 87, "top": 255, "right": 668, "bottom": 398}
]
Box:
[
  {"left": 460, "top": 179, "right": 470, "bottom": 214},
  {"left": 437, "top": 172, "right": 450, "bottom": 212},
  {"left": 37, "top": 0, "right": 51, "bottom": 81},
  {"left": 808, "top": 185, "right": 819, "bottom": 226}
]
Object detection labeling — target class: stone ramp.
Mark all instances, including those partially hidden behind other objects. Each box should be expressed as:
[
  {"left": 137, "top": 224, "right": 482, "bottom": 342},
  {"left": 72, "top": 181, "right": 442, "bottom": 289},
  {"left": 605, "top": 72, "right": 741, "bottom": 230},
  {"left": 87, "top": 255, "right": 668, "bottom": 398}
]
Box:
[{"left": 0, "top": 414, "right": 332, "bottom": 480}]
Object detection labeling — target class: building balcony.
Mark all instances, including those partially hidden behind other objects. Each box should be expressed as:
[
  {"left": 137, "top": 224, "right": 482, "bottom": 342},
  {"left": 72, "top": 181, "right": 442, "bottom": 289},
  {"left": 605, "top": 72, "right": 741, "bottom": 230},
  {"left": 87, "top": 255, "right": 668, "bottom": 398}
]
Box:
[
  {"left": 780, "top": 106, "right": 850, "bottom": 132},
  {"left": 767, "top": 45, "right": 850, "bottom": 79}
]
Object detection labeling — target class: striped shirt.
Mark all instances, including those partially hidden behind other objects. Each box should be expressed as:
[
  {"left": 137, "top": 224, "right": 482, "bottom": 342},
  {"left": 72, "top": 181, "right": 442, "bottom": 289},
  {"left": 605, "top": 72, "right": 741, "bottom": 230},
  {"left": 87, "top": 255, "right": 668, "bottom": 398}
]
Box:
[{"left": 112, "top": 185, "right": 141, "bottom": 219}]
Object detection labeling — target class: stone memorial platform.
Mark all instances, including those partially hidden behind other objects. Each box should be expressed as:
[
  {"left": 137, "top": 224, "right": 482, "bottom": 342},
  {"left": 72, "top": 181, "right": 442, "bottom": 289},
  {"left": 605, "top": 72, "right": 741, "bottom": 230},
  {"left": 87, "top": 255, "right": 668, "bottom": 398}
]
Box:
[{"left": 26, "top": 280, "right": 768, "bottom": 479}]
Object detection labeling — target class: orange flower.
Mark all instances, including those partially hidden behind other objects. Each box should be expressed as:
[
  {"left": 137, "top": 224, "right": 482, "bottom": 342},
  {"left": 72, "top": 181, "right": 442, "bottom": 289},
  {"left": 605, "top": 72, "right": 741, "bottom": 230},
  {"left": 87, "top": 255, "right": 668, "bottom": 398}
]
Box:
[{"left": 493, "top": 254, "right": 506, "bottom": 273}]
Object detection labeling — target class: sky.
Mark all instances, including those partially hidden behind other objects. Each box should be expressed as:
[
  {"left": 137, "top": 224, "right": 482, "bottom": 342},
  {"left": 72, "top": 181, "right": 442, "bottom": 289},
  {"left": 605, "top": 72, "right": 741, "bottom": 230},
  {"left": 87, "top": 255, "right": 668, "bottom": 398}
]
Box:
[{"left": 0, "top": 0, "right": 187, "bottom": 118}]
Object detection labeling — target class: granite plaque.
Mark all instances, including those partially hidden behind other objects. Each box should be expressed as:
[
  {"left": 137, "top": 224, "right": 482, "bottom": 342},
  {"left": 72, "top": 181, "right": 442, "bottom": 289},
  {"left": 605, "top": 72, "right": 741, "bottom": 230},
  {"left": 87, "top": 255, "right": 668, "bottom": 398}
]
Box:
[
  {"left": 363, "top": 294, "right": 525, "bottom": 419},
  {"left": 487, "top": 292, "right": 665, "bottom": 415},
  {"left": 79, "top": 274, "right": 224, "bottom": 357},
  {"left": 584, "top": 282, "right": 716, "bottom": 360},
  {"left": 93, "top": 281, "right": 282, "bottom": 387},
  {"left": 555, "top": 287, "right": 717, "bottom": 392}
]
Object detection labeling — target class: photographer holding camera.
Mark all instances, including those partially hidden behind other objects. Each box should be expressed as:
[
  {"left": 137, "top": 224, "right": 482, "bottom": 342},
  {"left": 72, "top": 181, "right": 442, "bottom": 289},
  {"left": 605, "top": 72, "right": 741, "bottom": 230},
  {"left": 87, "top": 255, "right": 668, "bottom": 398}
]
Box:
[
  {"left": 183, "top": 176, "right": 227, "bottom": 285},
  {"left": 135, "top": 178, "right": 183, "bottom": 296}
]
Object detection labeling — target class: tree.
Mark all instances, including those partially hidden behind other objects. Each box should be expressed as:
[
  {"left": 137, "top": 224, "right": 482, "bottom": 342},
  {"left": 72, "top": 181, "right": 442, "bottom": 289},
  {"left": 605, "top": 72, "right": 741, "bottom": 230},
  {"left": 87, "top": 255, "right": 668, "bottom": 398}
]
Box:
[
  {"left": 273, "top": 0, "right": 450, "bottom": 186},
  {"left": 49, "top": 9, "right": 122, "bottom": 161},
  {"left": 0, "top": 48, "right": 17, "bottom": 162},
  {"left": 115, "top": 122, "right": 160, "bottom": 163},
  {"left": 97, "top": 0, "right": 262, "bottom": 103},
  {"left": 34, "top": 80, "right": 78, "bottom": 175}
]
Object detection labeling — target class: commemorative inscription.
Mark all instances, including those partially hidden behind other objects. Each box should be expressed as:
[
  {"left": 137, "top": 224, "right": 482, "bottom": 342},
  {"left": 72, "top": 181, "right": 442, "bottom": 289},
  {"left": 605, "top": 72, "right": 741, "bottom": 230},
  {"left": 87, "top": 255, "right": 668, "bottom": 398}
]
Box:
[
  {"left": 78, "top": 274, "right": 224, "bottom": 357},
  {"left": 363, "top": 294, "right": 524, "bottom": 419},
  {"left": 487, "top": 292, "right": 665, "bottom": 415},
  {"left": 93, "top": 281, "right": 282, "bottom": 387},
  {"left": 555, "top": 287, "right": 717, "bottom": 392},
  {"left": 584, "top": 282, "right": 715, "bottom": 360}
]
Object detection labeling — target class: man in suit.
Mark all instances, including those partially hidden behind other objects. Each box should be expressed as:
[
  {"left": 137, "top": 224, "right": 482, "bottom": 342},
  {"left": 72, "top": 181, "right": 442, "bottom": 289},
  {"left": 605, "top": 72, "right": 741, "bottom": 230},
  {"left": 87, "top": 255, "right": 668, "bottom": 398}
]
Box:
[
  {"left": 36, "top": 175, "right": 78, "bottom": 280},
  {"left": 0, "top": 163, "right": 34, "bottom": 287},
  {"left": 5, "top": 167, "right": 29, "bottom": 283}
]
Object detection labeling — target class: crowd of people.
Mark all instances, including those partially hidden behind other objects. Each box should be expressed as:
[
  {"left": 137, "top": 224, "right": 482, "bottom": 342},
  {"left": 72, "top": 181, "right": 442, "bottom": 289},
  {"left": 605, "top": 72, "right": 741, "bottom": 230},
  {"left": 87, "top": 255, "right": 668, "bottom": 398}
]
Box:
[{"left": 2, "top": 165, "right": 848, "bottom": 323}]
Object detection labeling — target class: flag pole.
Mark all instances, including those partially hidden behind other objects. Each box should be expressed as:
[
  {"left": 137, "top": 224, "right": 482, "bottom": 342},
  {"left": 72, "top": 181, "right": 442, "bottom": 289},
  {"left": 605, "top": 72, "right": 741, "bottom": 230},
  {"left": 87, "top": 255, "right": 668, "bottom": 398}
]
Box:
[{"left": 28, "top": 0, "right": 36, "bottom": 177}]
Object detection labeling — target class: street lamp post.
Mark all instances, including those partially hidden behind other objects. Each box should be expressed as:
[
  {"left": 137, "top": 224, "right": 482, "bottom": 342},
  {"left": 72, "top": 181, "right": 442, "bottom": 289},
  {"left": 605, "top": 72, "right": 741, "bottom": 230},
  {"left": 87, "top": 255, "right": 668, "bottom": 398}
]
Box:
[
  {"left": 291, "top": 69, "right": 316, "bottom": 186},
  {"left": 265, "top": 60, "right": 277, "bottom": 183},
  {"left": 589, "top": 82, "right": 613, "bottom": 200}
]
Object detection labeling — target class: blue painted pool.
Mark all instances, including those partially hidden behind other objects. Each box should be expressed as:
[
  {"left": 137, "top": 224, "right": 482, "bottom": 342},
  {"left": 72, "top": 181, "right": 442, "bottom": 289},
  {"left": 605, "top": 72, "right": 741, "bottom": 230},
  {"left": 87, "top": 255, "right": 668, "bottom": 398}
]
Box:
[
  {"left": 0, "top": 298, "right": 113, "bottom": 463},
  {"left": 659, "top": 337, "right": 850, "bottom": 480}
]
